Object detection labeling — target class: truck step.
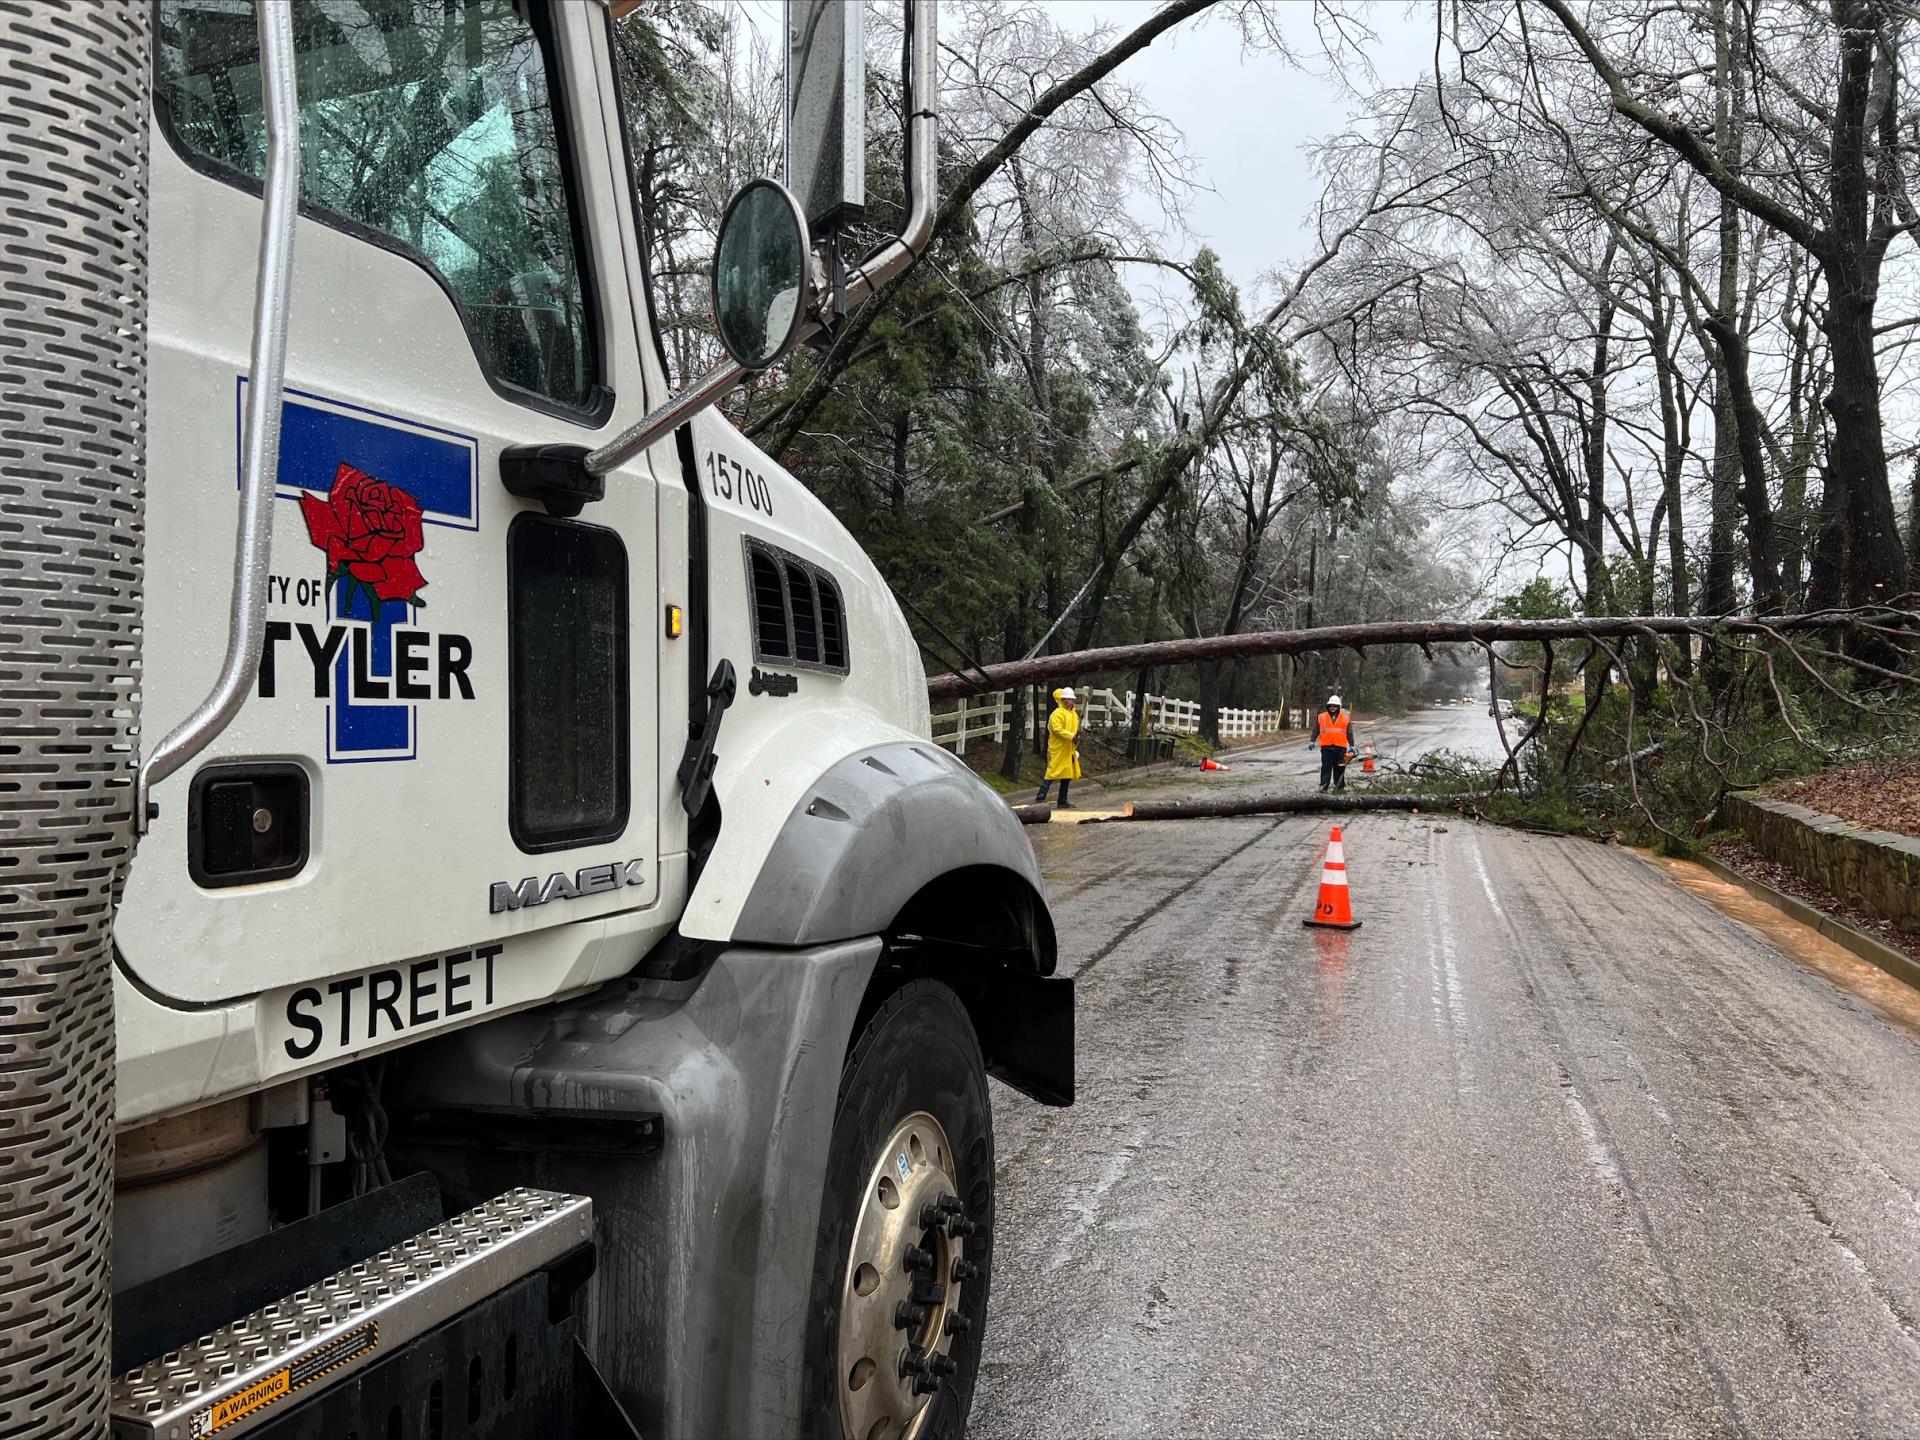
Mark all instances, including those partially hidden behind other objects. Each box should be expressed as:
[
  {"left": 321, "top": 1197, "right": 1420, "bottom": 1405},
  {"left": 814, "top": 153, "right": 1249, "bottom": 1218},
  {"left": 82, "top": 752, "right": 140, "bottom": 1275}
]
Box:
[{"left": 111, "top": 1187, "right": 592, "bottom": 1439}]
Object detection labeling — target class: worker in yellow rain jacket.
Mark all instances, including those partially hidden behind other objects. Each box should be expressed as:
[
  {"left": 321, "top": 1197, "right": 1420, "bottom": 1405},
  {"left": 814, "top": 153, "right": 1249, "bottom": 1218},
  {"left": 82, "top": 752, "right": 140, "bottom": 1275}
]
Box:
[
  {"left": 1310, "top": 693, "right": 1355, "bottom": 792},
  {"left": 1034, "top": 686, "right": 1081, "bottom": 809}
]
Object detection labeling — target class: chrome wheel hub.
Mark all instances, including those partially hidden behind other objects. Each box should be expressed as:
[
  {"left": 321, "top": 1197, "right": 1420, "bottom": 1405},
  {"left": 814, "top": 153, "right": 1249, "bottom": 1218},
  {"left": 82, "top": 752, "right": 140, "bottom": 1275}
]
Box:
[{"left": 837, "top": 1111, "right": 980, "bottom": 1440}]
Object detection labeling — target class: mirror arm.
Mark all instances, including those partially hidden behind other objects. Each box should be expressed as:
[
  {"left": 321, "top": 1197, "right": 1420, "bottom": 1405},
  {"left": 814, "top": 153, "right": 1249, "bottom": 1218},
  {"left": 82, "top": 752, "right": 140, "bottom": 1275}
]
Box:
[
  {"left": 841, "top": 0, "right": 938, "bottom": 305},
  {"left": 585, "top": 0, "right": 938, "bottom": 478},
  {"left": 584, "top": 358, "right": 744, "bottom": 478}
]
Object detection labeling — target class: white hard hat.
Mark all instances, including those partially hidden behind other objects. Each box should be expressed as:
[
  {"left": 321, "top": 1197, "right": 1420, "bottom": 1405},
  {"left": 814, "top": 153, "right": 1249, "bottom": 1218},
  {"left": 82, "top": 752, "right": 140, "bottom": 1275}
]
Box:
[
  {"left": 1059, "top": 687, "right": 1077, "bottom": 701},
  {"left": 1328, "top": 694, "right": 1342, "bottom": 707}
]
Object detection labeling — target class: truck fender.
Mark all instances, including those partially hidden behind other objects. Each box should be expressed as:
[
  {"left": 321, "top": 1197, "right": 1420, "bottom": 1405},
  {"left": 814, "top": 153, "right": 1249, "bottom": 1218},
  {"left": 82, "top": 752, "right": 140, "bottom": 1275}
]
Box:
[
  {"left": 388, "top": 937, "right": 880, "bottom": 1439},
  {"left": 730, "top": 741, "right": 1055, "bottom": 966}
]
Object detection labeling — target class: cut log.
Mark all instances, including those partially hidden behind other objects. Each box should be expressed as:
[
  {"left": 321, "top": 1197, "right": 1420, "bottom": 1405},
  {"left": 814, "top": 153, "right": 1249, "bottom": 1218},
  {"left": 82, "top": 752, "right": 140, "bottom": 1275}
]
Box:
[
  {"left": 1120, "top": 794, "right": 1464, "bottom": 821},
  {"left": 1010, "top": 803, "right": 1053, "bottom": 825}
]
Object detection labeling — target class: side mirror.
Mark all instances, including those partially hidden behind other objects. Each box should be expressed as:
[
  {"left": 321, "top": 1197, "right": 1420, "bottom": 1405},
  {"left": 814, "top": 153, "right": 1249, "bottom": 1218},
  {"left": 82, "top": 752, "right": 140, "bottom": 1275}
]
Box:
[
  {"left": 710, "top": 179, "right": 813, "bottom": 372},
  {"left": 580, "top": 2, "right": 933, "bottom": 478},
  {"left": 785, "top": 0, "right": 865, "bottom": 234}
]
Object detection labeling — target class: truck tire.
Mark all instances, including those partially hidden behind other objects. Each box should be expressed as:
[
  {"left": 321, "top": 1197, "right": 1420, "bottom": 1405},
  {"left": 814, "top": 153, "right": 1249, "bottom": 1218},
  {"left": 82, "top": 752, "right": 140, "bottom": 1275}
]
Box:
[{"left": 803, "top": 979, "right": 994, "bottom": 1440}]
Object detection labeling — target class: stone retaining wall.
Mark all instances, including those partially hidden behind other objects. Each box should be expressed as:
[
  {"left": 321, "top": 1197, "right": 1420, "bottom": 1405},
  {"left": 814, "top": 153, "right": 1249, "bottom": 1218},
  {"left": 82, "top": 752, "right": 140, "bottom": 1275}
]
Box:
[{"left": 1725, "top": 792, "right": 1920, "bottom": 934}]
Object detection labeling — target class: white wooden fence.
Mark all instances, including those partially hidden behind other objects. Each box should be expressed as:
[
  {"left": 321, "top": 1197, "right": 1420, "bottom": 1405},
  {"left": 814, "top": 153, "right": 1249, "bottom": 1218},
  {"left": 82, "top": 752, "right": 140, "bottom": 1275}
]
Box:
[{"left": 931, "top": 687, "right": 1297, "bottom": 754}]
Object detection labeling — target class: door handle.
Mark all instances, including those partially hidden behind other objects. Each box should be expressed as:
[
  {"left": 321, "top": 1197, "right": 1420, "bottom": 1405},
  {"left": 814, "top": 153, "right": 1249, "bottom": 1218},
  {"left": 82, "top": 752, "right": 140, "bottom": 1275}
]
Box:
[{"left": 676, "top": 659, "right": 737, "bottom": 818}]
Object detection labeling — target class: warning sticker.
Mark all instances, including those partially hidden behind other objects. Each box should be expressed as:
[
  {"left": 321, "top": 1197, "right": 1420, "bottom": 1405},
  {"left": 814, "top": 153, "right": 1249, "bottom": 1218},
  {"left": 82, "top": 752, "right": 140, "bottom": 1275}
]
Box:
[
  {"left": 287, "top": 1322, "right": 378, "bottom": 1388},
  {"left": 189, "top": 1371, "right": 288, "bottom": 1436},
  {"left": 186, "top": 1323, "right": 378, "bottom": 1435}
]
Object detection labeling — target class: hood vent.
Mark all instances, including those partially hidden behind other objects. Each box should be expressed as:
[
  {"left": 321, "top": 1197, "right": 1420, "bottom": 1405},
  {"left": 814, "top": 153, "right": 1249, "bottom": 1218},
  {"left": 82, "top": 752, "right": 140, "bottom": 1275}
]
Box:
[{"left": 743, "top": 537, "right": 850, "bottom": 676}]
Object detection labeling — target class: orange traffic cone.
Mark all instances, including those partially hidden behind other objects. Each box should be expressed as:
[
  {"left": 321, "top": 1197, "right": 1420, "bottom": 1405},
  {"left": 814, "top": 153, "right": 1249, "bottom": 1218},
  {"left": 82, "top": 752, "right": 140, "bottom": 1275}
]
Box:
[
  {"left": 1303, "top": 825, "right": 1362, "bottom": 930},
  {"left": 1200, "top": 756, "right": 1231, "bottom": 772},
  {"left": 1362, "top": 743, "right": 1376, "bottom": 775}
]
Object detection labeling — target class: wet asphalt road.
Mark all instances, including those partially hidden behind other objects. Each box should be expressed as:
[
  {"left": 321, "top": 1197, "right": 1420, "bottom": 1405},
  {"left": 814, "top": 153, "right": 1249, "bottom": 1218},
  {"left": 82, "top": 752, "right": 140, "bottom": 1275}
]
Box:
[
  {"left": 1150, "top": 703, "right": 1511, "bottom": 797},
  {"left": 1061, "top": 703, "right": 1509, "bottom": 810},
  {"left": 972, "top": 717, "right": 1920, "bottom": 1438}
]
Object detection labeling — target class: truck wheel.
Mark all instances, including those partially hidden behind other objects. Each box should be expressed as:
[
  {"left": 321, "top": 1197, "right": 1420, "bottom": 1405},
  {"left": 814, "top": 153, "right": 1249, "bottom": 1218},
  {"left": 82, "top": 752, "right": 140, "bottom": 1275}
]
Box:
[{"left": 804, "top": 979, "right": 994, "bottom": 1440}]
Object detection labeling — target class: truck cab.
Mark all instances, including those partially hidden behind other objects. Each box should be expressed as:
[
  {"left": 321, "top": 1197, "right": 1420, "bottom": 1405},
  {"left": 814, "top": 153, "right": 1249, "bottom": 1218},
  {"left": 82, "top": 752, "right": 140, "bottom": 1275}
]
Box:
[{"left": 0, "top": 3, "right": 1069, "bottom": 1437}]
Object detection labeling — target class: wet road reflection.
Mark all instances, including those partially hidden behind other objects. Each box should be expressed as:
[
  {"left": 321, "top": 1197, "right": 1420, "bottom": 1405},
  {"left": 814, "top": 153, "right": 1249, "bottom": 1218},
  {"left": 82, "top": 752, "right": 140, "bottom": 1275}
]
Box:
[
  {"left": 1311, "top": 927, "right": 1352, "bottom": 1040},
  {"left": 974, "top": 810, "right": 1920, "bottom": 1439}
]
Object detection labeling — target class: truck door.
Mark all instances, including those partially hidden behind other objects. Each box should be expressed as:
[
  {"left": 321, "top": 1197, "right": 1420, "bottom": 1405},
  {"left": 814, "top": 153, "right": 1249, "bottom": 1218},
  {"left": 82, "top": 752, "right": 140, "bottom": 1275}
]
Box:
[{"left": 118, "top": 1, "right": 663, "bottom": 1064}]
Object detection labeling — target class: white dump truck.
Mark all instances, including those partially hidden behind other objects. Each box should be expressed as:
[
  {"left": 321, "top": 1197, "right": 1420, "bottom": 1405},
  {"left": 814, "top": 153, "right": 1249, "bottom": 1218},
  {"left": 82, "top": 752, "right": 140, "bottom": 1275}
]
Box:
[{"left": 0, "top": 2, "right": 1070, "bottom": 1435}]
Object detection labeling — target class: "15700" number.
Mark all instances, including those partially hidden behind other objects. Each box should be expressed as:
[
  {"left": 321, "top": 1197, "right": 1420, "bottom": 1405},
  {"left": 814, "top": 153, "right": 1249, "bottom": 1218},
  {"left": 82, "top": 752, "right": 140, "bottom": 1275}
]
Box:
[{"left": 706, "top": 450, "right": 773, "bottom": 515}]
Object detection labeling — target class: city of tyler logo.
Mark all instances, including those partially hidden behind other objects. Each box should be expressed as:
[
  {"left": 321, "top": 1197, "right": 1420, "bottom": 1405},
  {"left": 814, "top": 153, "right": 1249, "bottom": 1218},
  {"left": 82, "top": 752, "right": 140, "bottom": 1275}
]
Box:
[
  {"left": 256, "top": 459, "right": 474, "bottom": 764},
  {"left": 299, "top": 461, "right": 428, "bottom": 612}
]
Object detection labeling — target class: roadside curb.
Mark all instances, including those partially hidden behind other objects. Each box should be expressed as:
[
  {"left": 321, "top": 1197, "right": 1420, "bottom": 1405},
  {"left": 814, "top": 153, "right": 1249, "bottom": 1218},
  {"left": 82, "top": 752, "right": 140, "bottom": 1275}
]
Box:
[
  {"left": 1691, "top": 853, "right": 1920, "bottom": 994},
  {"left": 1724, "top": 791, "right": 1920, "bottom": 934}
]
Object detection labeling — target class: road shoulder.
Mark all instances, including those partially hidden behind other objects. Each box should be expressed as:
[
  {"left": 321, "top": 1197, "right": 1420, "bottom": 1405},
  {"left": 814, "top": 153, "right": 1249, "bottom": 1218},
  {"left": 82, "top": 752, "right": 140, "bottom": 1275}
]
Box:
[{"left": 1635, "top": 848, "right": 1920, "bottom": 1040}]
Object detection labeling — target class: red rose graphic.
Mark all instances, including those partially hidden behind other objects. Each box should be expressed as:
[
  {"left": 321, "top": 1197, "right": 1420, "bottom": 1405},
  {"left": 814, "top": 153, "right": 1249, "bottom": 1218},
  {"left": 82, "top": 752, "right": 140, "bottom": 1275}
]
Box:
[{"left": 298, "top": 462, "right": 428, "bottom": 611}]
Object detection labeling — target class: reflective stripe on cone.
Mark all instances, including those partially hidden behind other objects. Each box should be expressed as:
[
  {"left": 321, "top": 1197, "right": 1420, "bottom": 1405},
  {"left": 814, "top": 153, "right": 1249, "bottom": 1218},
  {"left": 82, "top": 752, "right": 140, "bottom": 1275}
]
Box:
[{"left": 1304, "top": 823, "right": 1362, "bottom": 930}]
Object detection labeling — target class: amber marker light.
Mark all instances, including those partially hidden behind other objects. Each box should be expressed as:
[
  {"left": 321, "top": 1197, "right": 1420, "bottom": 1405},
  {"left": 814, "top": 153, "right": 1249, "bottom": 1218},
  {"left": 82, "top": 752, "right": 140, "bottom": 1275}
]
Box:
[{"left": 665, "top": 604, "right": 684, "bottom": 640}]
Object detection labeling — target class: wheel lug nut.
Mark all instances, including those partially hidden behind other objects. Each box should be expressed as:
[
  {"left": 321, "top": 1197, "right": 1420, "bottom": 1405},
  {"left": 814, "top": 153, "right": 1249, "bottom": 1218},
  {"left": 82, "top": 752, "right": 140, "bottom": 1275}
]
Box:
[
  {"left": 894, "top": 1301, "right": 927, "bottom": 1331},
  {"left": 944, "top": 1312, "right": 972, "bottom": 1337},
  {"left": 913, "top": 1374, "right": 942, "bottom": 1395},
  {"left": 920, "top": 1201, "right": 947, "bottom": 1227},
  {"left": 929, "top": 1352, "right": 958, "bottom": 1377},
  {"left": 951, "top": 1258, "right": 980, "bottom": 1283},
  {"left": 903, "top": 1245, "right": 934, "bottom": 1275},
  {"left": 910, "top": 1277, "right": 946, "bottom": 1308},
  {"left": 900, "top": 1345, "right": 929, "bottom": 1376},
  {"left": 946, "top": 1215, "right": 977, "bottom": 1236},
  {"left": 937, "top": 1193, "right": 964, "bottom": 1215}
]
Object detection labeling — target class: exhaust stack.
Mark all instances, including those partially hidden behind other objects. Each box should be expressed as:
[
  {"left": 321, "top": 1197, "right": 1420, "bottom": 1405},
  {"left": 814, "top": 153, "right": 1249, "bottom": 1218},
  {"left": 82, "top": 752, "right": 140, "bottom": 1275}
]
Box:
[{"left": 0, "top": 1, "right": 151, "bottom": 1431}]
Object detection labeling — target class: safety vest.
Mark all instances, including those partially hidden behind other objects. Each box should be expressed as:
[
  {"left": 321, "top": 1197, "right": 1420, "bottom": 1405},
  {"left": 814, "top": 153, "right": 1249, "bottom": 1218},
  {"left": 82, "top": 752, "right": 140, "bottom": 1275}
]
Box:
[{"left": 1317, "top": 710, "right": 1351, "bottom": 747}]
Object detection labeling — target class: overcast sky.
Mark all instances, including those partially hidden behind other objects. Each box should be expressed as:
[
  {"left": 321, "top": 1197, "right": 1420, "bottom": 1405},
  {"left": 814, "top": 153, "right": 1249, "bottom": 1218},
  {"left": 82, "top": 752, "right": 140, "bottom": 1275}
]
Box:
[
  {"left": 1038, "top": 2, "right": 1432, "bottom": 302},
  {"left": 745, "top": 1, "right": 1434, "bottom": 299}
]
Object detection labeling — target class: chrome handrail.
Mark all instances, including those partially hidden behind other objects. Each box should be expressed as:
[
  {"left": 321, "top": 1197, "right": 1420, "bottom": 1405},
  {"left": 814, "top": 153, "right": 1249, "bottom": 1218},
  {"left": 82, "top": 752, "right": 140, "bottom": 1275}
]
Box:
[
  {"left": 138, "top": 0, "right": 300, "bottom": 829},
  {"left": 584, "top": 0, "right": 938, "bottom": 477}
]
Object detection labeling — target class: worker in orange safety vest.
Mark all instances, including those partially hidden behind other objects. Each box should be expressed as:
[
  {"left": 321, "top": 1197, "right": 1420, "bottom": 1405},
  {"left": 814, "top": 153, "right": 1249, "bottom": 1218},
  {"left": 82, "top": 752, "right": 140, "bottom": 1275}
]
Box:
[{"left": 1309, "top": 693, "right": 1356, "bottom": 792}]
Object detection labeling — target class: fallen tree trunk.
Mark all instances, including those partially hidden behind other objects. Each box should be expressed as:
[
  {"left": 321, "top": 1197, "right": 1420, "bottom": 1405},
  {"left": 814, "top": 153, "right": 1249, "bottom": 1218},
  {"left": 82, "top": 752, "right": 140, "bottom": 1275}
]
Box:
[
  {"left": 1120, "top": 793, "right": 1465, "bottom": 821},
  {"left": 1010, "top": 803, "right": 1053, "bottom": 825},
  {"left": 1604, "top": 741, "right": 1663, "bottom": 769},
  {"left": 924, "top": 607, "right": 1916, "bottom": 701}
]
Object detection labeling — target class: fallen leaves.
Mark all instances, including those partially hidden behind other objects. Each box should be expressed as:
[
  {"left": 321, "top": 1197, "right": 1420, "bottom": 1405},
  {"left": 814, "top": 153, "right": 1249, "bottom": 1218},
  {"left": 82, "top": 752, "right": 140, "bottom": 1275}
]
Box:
[{"left": 1772, "top": 755, "right": 1920, "bottom": 841}]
